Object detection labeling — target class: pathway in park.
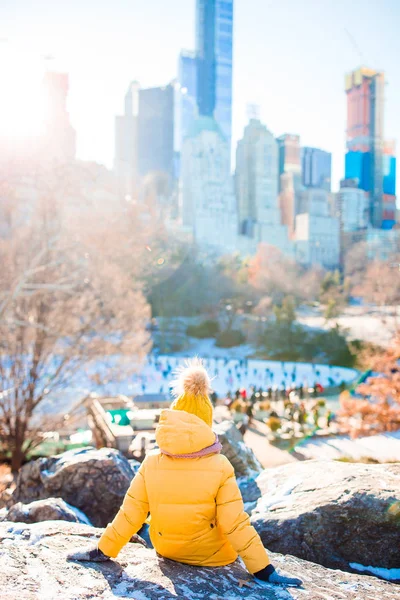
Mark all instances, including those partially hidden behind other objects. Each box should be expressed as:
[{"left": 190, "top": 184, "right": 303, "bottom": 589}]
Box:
[{"left": 244, "top": 419, "right": 298, "bottom": 469}]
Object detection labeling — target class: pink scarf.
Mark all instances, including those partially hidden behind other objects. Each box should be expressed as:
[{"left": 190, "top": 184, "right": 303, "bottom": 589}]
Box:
[{"left": 160, "top": 435, "right": 222, "bottom": 459}]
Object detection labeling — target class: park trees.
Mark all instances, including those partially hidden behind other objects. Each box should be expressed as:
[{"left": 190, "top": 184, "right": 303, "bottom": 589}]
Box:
[
  {"left": 340, "top": 340, "right": 400, "bottom": 437},
  {"left": 0, "top": 164, "right": 151, "bottom": 471}
]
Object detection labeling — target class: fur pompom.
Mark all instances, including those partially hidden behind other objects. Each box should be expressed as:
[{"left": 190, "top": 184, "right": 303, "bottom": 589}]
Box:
[{"left": 171, "top": 357, "right": 212, "bottom": 398}]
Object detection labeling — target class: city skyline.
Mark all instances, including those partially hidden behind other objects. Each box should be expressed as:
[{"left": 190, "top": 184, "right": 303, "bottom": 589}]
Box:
[{"left": 1, "top": 0, "right": 399, "bottom": 195}]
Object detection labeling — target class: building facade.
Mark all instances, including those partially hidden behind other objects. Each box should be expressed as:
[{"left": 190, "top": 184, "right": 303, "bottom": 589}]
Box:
[
  {"left": 42, "top": 72, "right": 76, "bottom": 163},
  {"left": 235, "top": 119, "right": 290, "bottom": 253},
  {"left": 277, "top": 134, "right": 301, "bottom": 180},
  {"left": 294, "top": 188, "right": 340, "bottom": 268},
  {"left": 336, "top": 184, "right": 369, "bottom": 233},
  {"left": 181, "top": 116, "right": 237, "bottom": 252},
  {"left": 196, "top": 0, "right": 233, "bottom": 153},
  {"left": 344, "top": 67, "right": 395, "bottom": 229},
  {"left": 114, "top": 81, "right": 139, "bottom": 198},
  {"left": 382, "top": 140, "right": 397, "bottom": 229},
  {"left": 137, "top": 84, "right": 175, "bottom": 181},
  {"left": 301, "top": 146, "right": 332, "bottom": 191},
  {"left": 176, "top": 51, "right": 198, "bottom": 154},
  {"left": 114, "top": 81, "right": 175, "bottom": 198}
]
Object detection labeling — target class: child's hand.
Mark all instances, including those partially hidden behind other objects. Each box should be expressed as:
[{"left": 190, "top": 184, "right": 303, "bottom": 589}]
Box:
[
  {"left": 254, "top": 564, "right": 303, "bottom": 587},
  {"left": 67, "top": 546, "right": 111, "bottom": 562}
]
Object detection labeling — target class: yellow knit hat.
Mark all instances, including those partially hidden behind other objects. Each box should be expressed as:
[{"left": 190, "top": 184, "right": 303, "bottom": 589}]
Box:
[{"left": 170, "top": 358, "right": 213, "bottom": 427}]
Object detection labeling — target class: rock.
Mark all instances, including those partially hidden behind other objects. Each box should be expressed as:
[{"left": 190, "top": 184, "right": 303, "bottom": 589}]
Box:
[
  {"left": 214, "top": 420, "right": 263, "bottom": 478},
  {"left": 238, "top": 476, "right": 262, "bottom": 511},
  {"left": 0, "top": 488, "right": 15, "bottom": 510},
  {"left": 12, "top": 447, "right": 136, "bottom": 527},
  {"left": 251, "top": 460, "right": 400, "bottom": 572},
  {"left": 1, "top": 498, "right": 92, "bottom": 525},
  {"left": 0, "top": 521, "right": 398, "bottom": 600}
]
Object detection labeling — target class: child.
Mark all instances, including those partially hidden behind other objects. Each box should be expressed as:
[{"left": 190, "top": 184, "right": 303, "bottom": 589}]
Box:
[{"left": 69, "top": 359, "right": 302, "bottom": 588}]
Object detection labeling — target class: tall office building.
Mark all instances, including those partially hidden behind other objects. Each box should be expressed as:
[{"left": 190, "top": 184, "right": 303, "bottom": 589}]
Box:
[
  {"left": 114, "top": 81, "right": 175, "bottom": 197},
  {"left": 181, "top": 116, "right": 237, "bottom": 252},
  {"left": 302, "top": 147, "right": 332, "bottom": 192},
  {"left": 114, "top": 81, "right": 139, "bottom": 197},
  {"left": 382, "top": 139, "right": 397, "bottom": 228},
  {"left": 277, "top": 134, "right": 301, "bottom": 180},
  {"left": 235, "top": 119, "right": 290, "bottom": 253},
  {"left": 236, "top": 119, "right": 279, "bottom": 228},
  {"left": 336, "top": 183, "right": 369, "bottom": 233},
  {"left": 176, "top": 51, "right": 198, "bottom": 153},
  {"left": 277, "top": 134, "right": 302, "bottom": 237},
  {"left": 42, "top": 72, "right": 76, "bottom": 162},
  {"left": 138, "top": 83, "right": 175, "bottom": 181},
  {"left": 344, "top": 67, "right": 390, "bottom": 228},
  {"left": 196, "top": 0, "right": 233, "bottom": 152},
  {"left": 295, "top": 189, "right": 340, "bottom": 269}
]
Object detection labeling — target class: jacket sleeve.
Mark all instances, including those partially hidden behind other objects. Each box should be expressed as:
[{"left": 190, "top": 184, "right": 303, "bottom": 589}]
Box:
[
  {"left": 98, "top": 459, "right": 149, "bottom": 558},
  {"left": 216, "top": 458, "right": 270, "bottom": 574}
]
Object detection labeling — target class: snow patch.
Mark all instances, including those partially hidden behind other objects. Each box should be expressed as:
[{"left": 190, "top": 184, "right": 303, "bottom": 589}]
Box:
[
  {"left": 112, "top": 584, "right": 154, "bottom": 600},
  {"left": 64, "top": 502, "right": 93, "bottom": 525},
  {"left": 254, "top": 476, "right": 302, "bottom": 513},
  {"left": 297, "top": 430, "right": 400, "bottom": 463},
  {"left": 349, "top": 562, "right": 400, "bottom": 581}
]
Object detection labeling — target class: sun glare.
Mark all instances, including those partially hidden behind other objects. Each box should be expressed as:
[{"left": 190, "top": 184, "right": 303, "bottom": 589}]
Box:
[{"left": 0, "top": 49, "right": 46, "bottom": 138}]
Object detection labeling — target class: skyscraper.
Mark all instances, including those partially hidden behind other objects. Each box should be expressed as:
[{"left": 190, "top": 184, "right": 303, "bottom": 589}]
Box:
[
  {"left": 344, "top": 67, "right": 386, "bottom": 228},
  {"left": 277, "top": 134, "right": 301, "bottom": 180},
  {"left": 114, "top": 81, "right": 175, "bottom": 197},
  {"left": 277, "top": 134, "right": 302, "bottom": 236},
  {"left": 138, "top": 84, "right": 175, "bottom": 181},
  {"left": 382, "top": 140, "right": 397, "bottom": 229},
  {"left": 301, "top": 147, "right": 332, "bottom": 192},
  {"left": 114, "top": 81, "right": 139, "bottom": 197},
  {"left": 176, "top": 51, "right": 198, "bottom": 153},
  {"left": 42, "top": 72, "right": 76, "bottom": 162},
  {"left": 196, "top": 0, "right": 233, "bottom": 152},
  {"left": 181, "top": 116, "right": 237, "bottom": 252}
]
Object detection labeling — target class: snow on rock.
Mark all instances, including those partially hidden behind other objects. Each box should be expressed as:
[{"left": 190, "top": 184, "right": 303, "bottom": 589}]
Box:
[
  {"left": 1, "top": 497, "right": 92, "bottom": 525},
  {"left": 251, "top": 460, "right": 400, "bottom": 573},
  {"left": 349, "top": 563, "right": 400, "bottom": 583},
  {"left": 12, "top": 447, "right": 138, "bottom": 528},
  {"left": 294, "top": 430, "right": 400, "bottom": 463},
  {"left": 0, "top": 520, "right": 398, "bottom": 600}
]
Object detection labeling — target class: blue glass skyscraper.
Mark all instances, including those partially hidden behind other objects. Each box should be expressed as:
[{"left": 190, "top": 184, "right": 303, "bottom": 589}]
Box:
[
  {"left": 176, "top": 51, "right": 198, "bottom": 152},
  {"left": 196, "top": 0, "right": 233, "bottom": 152},
  {"left": 302, "top": 147, "right": 332, "bottom": 192}
]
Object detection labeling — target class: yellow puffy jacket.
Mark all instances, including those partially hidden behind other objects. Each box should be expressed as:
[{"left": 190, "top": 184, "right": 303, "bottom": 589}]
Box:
[{"left": 98, "top": 409, "right": 270, "bottom": 574}]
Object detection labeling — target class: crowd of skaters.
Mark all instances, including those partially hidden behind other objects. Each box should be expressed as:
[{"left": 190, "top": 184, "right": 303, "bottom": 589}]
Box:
[
  {"left": 136, "top": 355, "right": 351, "bottom": 399},
  {"left": 223, "top": 383, "right": 337, "bottom": 436}
]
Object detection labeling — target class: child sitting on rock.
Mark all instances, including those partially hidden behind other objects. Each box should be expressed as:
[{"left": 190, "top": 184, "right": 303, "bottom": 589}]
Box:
[{"left": 69, "top": 359, "right": 302, "bottom": 588}]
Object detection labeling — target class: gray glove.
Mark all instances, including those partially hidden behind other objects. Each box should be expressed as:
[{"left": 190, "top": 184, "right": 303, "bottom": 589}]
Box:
[
  {"left": 268, "top": 569, "right": 303, "bottom": 587},
  {"left": 254, "top": 564, "right": 303, "bottom": 587},
  {"left": 67, "top": 546, "right": 110, "bottom": 562}
]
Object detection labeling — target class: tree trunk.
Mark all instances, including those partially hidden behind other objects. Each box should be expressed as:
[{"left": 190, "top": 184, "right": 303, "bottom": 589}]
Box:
[{"left": 10, "top": 446, "right": 25, "bottom": 474}]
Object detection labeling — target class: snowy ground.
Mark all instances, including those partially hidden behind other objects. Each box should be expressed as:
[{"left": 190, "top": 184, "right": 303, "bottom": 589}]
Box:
[
  {"left": 50, "top": 351, "right": 358, "bottom": 412},
  {"left": 297, "top": 304, "right": 399, "bottom": 347},
  {"left": 349, "top": 563, "right": 400, "bottom": 582},
  {"left": 80, "top": 354, "right": 358, "bottom": 399},
  {"left": 294, "top": 430, "right": 400, "bottom": 462}
]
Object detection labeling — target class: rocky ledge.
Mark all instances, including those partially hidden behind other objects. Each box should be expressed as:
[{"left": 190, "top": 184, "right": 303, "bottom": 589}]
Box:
[
  {"left": 251, "top": 460, "right": 400, "bottom": 572},
  {"left": 0, "top": 521, "right": 398, "bottom": 600}
]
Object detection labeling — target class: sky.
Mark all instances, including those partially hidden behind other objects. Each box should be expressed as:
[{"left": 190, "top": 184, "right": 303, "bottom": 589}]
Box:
[{"left": 1, "top": 0, "right": 399, "bottom": 193}]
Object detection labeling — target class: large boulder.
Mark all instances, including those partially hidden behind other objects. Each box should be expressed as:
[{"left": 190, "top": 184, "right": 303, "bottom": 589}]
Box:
[
  {"left": 2, "top": 498, "right": 91, "bottom": 525},
  {"left": 0, "top": 521, "right": 397, "bottom": 599},
  {"left": 12, "top": 447, "right": 138, "bottom": 527},
  {"left": 251, "top": 460, "right": 400, "bottom": 572},
  {"left": 214, "top": 420, "right": 263, "bottom": 478}
]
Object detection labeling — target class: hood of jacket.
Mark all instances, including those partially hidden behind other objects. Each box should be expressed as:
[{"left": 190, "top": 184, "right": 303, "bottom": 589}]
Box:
[{"left": 156, "top": 409, "right": 217, "bottom": 456}]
